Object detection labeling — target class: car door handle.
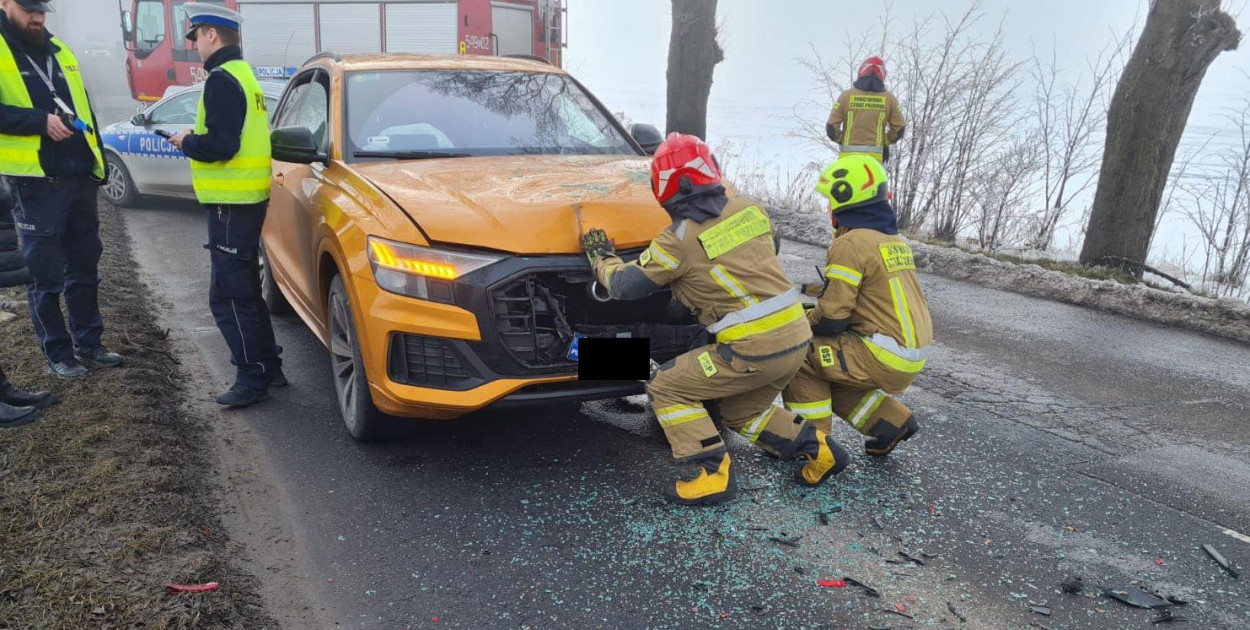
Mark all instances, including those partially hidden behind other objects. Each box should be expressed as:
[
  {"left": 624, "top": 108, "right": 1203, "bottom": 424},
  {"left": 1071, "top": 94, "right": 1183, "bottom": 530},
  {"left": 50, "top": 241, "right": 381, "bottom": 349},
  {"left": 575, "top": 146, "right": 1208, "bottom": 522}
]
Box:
[{"left": 274, "top": 172, "right": 284, "bottom": 186}]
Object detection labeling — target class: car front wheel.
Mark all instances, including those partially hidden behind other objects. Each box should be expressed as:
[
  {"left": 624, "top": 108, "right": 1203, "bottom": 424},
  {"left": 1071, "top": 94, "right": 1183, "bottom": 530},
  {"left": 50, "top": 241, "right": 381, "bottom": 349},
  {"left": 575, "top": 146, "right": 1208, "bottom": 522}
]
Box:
[
  {"left": 327, "top": 274, "right": 395, "bottom": 440},
  {"left": 103, "top": 154, "right": 139, "bottom": 207}
]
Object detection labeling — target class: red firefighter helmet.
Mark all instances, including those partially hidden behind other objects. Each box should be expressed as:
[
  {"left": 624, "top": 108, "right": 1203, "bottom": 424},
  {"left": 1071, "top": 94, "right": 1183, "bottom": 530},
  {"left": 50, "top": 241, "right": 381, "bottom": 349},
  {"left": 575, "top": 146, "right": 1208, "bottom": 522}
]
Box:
[
  {"left": 858, "top": 56, "right": 887, "bottom": 81},
  {"left": 650, "top": 133, "right": 723, "bottom": 206}
]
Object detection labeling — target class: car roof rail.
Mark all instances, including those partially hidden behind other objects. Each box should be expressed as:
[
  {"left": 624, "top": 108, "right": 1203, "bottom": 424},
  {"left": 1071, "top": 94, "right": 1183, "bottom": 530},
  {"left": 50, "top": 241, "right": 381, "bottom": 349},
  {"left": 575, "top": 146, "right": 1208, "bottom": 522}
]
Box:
[
  {"left": 305, "top": 51, "right": 342, "bottom": 64},
  {"left": 502, "top": 53, "right": 550, "bottom": 65}
]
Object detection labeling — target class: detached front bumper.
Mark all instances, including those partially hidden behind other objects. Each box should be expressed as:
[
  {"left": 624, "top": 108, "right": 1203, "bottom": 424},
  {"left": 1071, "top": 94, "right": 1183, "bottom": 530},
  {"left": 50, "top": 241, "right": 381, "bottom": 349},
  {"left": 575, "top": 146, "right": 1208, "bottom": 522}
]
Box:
[{"left": 355, "top": 252, "right": 699, "bottom": 419}]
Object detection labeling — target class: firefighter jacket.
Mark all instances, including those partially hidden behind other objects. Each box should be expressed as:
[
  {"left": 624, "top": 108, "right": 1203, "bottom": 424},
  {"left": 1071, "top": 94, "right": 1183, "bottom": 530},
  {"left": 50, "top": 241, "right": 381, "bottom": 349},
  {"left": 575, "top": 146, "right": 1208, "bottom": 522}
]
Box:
[
  {"left": 813, "top": 228, "right": 931, "bottom": 374},
  {"left": 593, "top": 195, "right": 811, "bottom": 360},
  {"left": 827, "top": 87, "right": 905, "bottom": 157}
]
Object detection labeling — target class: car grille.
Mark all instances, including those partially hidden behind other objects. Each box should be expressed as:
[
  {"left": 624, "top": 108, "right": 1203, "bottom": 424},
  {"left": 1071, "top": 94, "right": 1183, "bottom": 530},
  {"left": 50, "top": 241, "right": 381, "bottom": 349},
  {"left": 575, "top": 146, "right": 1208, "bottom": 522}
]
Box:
[
  {"left": 490, "top": 272, "right": 574, "bottom": 370},
  {"left": 387, "top": 333, "right": 477, "bottom": 388}
]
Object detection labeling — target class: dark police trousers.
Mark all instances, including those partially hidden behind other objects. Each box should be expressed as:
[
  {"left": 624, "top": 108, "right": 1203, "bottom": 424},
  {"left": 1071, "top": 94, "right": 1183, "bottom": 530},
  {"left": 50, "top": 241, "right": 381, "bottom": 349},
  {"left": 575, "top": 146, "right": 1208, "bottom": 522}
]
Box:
[
  {"left": 205, "top": 202, "right": 281, "bottom": 390},
  {"left": 10, "top": 175, "right": 105, "bottom": 364}
]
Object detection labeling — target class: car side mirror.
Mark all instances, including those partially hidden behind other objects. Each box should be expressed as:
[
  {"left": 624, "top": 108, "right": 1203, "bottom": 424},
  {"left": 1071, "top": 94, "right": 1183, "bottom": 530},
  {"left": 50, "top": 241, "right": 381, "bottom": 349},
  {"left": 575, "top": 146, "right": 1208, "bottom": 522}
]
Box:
[
  {"left": 271, "top": 126, "right": 327, "bottom": 164},
  {"left": 130, "top": 113, "right": 147, "bottom": 126},
  {"left": 630, "top": 123, "right": 663, "bottom": 155},
  {"left": 121, "top": 10, "right": 134, "bottom": 44}
]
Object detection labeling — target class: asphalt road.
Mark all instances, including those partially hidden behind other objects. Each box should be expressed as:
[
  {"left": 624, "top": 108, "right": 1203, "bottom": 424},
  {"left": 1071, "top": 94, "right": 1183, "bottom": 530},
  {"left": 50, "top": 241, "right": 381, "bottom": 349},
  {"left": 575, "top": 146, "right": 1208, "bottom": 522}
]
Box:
[{"left": 121, "top": 197, "right": 1250, "bottom": 630}]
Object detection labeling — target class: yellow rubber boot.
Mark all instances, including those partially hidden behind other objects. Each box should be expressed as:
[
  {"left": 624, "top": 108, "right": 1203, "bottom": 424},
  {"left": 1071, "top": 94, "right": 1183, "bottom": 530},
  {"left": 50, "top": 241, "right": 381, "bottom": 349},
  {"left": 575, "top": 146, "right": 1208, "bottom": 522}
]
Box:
[
  {"left": 795, "top": 427, "right": 849, "bottom": 487},
  {"left": 664, "top": 452, "right": 737, "bottom": 506}
]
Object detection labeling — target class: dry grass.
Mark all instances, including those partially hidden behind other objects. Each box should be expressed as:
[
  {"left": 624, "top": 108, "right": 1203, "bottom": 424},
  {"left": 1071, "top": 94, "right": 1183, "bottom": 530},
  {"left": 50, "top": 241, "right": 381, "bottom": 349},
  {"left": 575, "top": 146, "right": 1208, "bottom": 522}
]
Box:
[{"left": 0, "top": 200, "right": 273, "bottom": 629}]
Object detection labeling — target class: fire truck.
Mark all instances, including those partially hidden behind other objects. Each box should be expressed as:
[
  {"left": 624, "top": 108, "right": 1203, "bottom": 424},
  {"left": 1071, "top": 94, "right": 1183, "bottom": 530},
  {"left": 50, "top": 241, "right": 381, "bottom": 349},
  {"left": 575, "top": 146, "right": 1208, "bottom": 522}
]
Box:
[{"left": 119, "top": 0, "right": 566, "bottom": 102}]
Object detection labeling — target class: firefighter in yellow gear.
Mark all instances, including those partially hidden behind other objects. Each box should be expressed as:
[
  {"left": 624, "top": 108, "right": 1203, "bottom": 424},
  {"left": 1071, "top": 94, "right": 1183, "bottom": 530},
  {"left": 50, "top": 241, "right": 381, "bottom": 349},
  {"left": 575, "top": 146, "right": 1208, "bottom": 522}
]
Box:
[
  {"left": 783, "top": 155, "right": 931, "bottom": 456},
  {"left": 582, "top": 133, "right": 850, "bottom": 506},
  {"left": 827, "top": 57, "right": 905, "bottom": 163}
]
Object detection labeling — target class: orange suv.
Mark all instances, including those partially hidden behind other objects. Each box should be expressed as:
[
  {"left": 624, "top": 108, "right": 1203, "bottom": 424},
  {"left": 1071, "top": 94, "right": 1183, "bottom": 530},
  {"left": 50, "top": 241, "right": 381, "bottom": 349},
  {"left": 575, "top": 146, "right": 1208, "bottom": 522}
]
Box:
[{"left": 260, "top": 53, "right": 700, "bottom": 438}]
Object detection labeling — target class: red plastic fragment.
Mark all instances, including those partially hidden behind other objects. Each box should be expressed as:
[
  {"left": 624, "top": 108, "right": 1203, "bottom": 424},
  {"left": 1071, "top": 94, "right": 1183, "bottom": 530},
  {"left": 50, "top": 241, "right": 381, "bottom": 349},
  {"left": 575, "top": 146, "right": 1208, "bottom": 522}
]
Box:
[
  {"left": 165, "top": 582, "right": 219, "bottom": 593},
  {"left": 895, "top": 603, "right": 907, "bottom": 613},
  {"left": 818, "top": 579, "right": 847, "bottom": 588},
  {"left": 431, "top": 617, "right": 440, "bottom": 622},
  {"left": 1156, "top": 558, "right": 1165, "bottom": 566}
]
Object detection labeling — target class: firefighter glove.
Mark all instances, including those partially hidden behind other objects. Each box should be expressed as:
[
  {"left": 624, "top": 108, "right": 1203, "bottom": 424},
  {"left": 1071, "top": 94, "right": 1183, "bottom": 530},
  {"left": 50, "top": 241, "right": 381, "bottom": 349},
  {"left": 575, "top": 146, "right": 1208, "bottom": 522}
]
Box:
[{"left": 581, "top": 228, "right": 615, "bottom": 265}]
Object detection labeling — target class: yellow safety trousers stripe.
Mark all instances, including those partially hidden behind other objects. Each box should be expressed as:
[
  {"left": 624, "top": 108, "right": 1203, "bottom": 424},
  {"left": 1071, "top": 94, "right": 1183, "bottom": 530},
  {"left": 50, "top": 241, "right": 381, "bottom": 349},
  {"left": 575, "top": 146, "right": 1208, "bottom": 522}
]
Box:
[
  {"left": 656, "top": 404, "right": 709, "bottom": 427},
  {"left": 786, "top": 399, "right": 834, "bottom": 420},
  {"left": 738, "top": 407, "right": 776, "bottom": 443},
  {"left": 849, "top": 389, "right": 886, "bottom": 429}
]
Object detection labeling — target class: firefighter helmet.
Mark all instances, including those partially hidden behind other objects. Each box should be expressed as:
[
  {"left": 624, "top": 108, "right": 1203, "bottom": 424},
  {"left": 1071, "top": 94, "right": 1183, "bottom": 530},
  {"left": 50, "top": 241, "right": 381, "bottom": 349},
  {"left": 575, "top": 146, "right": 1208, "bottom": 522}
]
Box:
[
  {"left": 650, "top": 133, "right": 722, "bottom": 206},
  {"left": 858, "top": 56, "right": 887, "bottom": 81},
  {"left": 816, "top": 155, "right": 888, "bottom": 214}
]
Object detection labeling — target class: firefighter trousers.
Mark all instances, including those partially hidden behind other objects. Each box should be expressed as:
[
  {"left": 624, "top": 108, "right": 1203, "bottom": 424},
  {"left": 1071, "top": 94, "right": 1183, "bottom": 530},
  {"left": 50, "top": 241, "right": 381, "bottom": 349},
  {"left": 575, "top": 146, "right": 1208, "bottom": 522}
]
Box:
[
  {"left": 647, "top": 343, "right": 808, "bottom": 462},
  {"left": 782, "top": 334, "right": 915, "bottom": 436}
]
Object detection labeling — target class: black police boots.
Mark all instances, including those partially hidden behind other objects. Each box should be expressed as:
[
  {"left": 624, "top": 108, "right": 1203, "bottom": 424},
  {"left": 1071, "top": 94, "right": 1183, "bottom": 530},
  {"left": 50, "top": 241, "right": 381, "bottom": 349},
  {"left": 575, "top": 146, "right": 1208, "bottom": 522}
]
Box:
[
  {"left": 216, "top": 384, "right": 271, "bottom": 408},
  {"left": 0, "top": 401, "right": 39, "bottom": 429},
  {"left": 0, "top": 378, "right": 58, "bottom": 409}
]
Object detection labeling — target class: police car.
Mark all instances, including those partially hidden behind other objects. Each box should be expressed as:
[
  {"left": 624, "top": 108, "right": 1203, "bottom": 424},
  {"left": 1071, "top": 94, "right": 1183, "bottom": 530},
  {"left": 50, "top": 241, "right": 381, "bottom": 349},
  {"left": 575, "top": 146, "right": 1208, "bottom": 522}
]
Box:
[{"left": 100, "top": 81, "right": 285, "bottom": 207}]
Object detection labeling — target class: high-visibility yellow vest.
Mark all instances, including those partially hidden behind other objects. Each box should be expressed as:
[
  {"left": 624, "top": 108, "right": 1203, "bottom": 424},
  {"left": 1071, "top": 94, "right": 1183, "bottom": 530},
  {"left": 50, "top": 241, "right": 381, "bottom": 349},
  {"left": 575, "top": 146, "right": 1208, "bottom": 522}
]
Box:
[
  {"left": 191, "top": 59, "right": 271, "bottom": 204},
  {"left": 0, "top": 36, "right": 104, "bottom": 179}
]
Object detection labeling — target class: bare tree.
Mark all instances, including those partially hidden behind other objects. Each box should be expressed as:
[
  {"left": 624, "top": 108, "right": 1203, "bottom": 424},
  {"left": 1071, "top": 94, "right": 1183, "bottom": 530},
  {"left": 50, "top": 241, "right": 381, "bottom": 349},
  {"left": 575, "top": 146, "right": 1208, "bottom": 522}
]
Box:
[
  {"left": 1079, "top": 0, "right": 1241, "bottom": 269},
  {"left": 972, "top": 135, "right": 1041, "bottom": 250},
  {"left": 1181, "top": 99, "right": 1250, "bottom": 298},
  {"left": 666, "top": 0, "right": 723, "bottom": 139},
  {"left": 1026, "top": 29, "right": 1130, "bottom": 250}
]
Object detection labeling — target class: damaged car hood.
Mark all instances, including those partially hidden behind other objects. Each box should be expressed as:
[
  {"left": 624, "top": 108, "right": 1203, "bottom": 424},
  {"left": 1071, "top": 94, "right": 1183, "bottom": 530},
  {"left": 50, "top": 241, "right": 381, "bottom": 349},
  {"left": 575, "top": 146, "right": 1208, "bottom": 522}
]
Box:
[{"left": 353, "top": 155, "right": 672, "bottom": 254}]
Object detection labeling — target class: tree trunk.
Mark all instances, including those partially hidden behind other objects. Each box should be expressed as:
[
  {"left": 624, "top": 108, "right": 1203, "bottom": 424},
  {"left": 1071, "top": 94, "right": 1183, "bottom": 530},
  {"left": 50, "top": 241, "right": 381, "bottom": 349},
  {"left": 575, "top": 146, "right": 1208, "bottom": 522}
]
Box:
[
  {"left": 1079, "top": 0, "right": 1240, "bottom": 268},
  {"left": 666, "top": 0, "right": 723, "bottom": 139}
]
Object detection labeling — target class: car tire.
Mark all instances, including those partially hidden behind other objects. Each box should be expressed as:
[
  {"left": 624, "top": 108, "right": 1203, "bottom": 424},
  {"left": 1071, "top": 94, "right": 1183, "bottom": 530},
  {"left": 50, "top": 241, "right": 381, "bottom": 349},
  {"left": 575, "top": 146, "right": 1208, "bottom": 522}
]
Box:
[
  {"left": 258, "top": 242, "right": 293, "bottom": 315},
  {"left": 102, "top": 153, "right": 140, "bottom": 207},
  {"left": 327, "top": 274, "right": 397, "bottom": 441}
]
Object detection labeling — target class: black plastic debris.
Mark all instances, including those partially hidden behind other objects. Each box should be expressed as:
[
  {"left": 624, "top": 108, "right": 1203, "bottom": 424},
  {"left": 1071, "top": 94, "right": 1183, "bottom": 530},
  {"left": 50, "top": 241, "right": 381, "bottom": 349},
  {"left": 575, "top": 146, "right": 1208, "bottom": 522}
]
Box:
[
  {"left": 768, "top": 534, "right": 802, "bottom": 548},
  {"left": 898, "top": 551, "right": 926, "bottom": 566},
  {"left": 881, "top": 606, "right": 915, "bottom": 620},
  {"left": 947, "top": 601, "right": 967, "bottom": 623},
  {"left": 1202, "top": 543, "right": 1241, "bottom": 579},
  {"left": 844, "top": 576, "right": 881, "bottom": 598},
  {"left": 1151, "top": 609, "right": 1187, "bottom": 624},
  {"left": 1105, "top": 586, "right": 1172, "bottom": 609},
  {"left": 1030, "top": 605, "right": 1052, "bottom": 616},
  {"left": 818, "top": 512, "right": 830, "bottom": 526},
  {"left": 1165, "top": 595, "right": 1190, "bottom": 606},
  {"left": 1059, "top": 576, "right": 1085, "bottom": 595}
]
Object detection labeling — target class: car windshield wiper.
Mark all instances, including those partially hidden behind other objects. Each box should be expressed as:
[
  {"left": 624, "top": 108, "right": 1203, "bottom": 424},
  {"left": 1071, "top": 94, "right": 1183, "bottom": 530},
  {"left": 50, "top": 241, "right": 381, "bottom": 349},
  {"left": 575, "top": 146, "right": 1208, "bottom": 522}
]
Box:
[{"left": 353, "top": 150, "right": 472, "bottom": 160}]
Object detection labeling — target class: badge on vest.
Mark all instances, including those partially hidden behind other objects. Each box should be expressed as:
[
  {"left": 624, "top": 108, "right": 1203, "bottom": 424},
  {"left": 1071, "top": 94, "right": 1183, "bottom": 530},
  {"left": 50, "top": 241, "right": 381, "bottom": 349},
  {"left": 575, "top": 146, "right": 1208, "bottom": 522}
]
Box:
[{"left": 879, "top": 242, "right": 916, "bottom": 273}]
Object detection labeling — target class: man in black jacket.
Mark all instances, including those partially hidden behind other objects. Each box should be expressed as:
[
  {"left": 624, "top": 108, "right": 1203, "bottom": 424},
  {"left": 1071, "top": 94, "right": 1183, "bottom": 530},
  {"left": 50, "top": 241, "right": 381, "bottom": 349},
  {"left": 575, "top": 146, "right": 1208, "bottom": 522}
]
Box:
[
  {"left": 0, "top": 0, "right": 123, "bottom": 378},
  {"left": 1, "top": 182, "right": 58, "bottom": 428}
]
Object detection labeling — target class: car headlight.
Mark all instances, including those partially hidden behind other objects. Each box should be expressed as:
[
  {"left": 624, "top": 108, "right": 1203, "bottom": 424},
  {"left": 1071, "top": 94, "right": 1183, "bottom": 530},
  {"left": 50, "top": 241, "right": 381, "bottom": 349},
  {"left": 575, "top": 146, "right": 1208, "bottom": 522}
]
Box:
[{"left": 367, "top": 236, "right": 503, "bottom": 302}]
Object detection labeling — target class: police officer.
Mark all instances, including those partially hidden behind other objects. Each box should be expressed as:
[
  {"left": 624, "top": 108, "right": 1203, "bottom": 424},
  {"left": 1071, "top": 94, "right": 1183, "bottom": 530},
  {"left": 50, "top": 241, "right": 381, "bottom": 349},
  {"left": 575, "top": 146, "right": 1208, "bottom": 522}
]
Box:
[
  {"left": 783, "top": 155, "right": 931, "bottom": 456},
  {"left": 2, "top": 181, "right": 57, "bottom": 427},
  {"left": 0, "top": 0, "right": 123, "bottom": 378},
  {"left": 582, "top": 133, "right": 850, "bottom": 506},
  {"left": 169, "top": 5, "right": 284, "bottom": 407},
  {"left": 827, "top": 57, "right": 906, "bottom": 163}
]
